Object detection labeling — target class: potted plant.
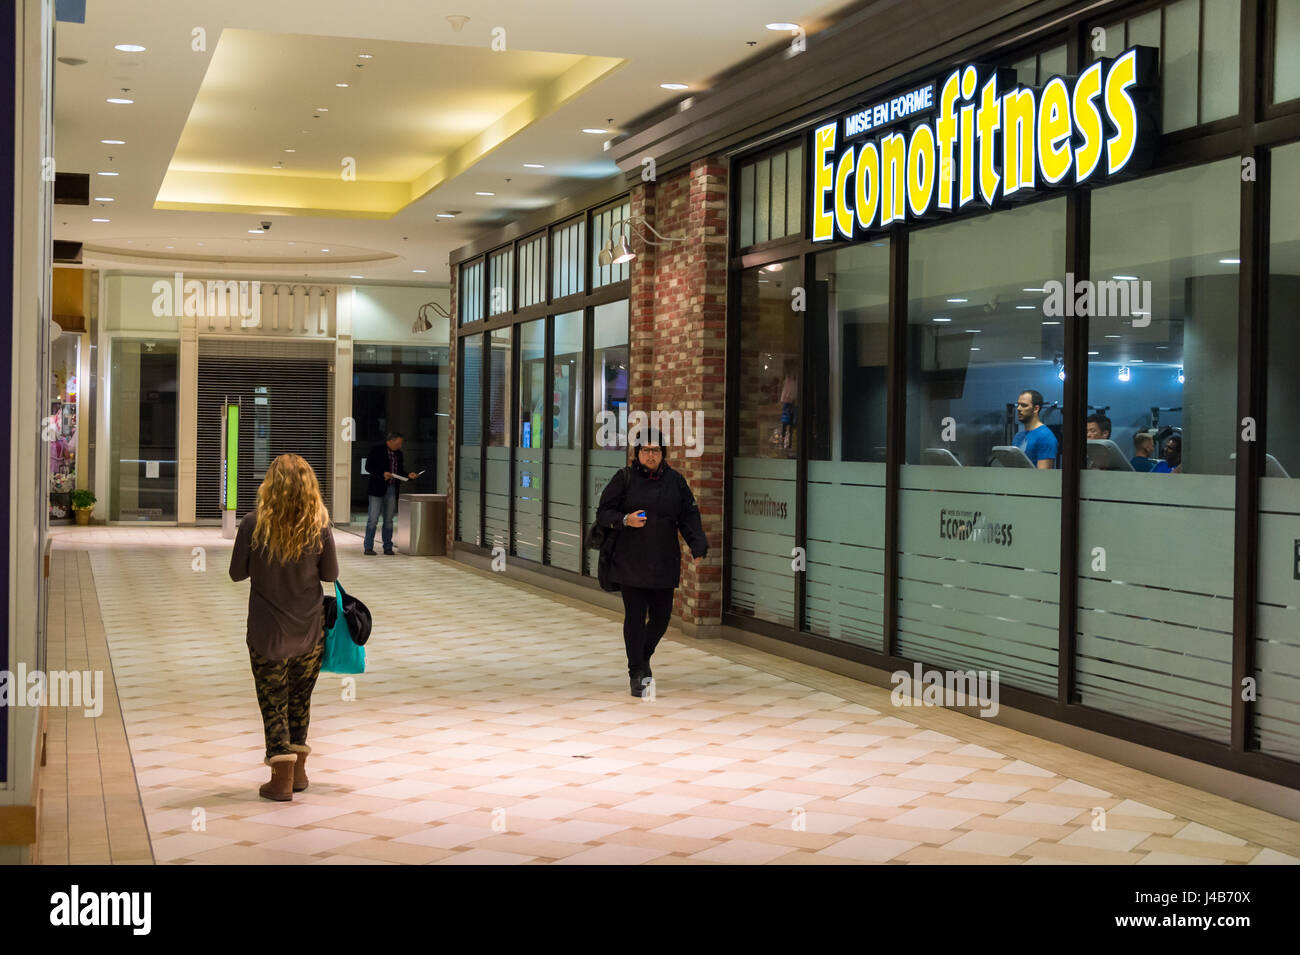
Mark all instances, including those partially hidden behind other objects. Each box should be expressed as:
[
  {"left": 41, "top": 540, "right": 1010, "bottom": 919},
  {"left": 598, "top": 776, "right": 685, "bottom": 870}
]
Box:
[{"left": 70, "top": 489, "right": 96, "bottom": 526}]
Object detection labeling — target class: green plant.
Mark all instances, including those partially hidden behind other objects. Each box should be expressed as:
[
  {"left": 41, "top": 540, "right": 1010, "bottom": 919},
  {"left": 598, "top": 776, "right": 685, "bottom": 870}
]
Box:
[{"left": 70, "top": 489, "right": 96, "bottom": 510}]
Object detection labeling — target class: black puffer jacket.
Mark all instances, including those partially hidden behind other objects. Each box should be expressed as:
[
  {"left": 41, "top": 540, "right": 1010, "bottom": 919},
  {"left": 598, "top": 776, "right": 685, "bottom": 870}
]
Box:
[{"left": 596, "top": 463, "right": 708, "bottom": 590}]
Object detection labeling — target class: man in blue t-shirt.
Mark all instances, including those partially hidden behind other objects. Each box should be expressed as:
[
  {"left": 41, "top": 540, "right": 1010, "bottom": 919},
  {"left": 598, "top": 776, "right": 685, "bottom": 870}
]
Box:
[{"left": 1013, "top": 390, "right": 1058, "bottom": 468}]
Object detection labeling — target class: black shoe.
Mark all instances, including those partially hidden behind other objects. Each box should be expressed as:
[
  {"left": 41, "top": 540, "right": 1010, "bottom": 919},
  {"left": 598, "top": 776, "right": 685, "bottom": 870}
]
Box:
[
  {"left": 629, "top": 667, "right": 650, "bottom": 697},
  {"left": 364, "top": 549, "right": 377, "bottom": 556},
  {"left": 383, "top": 549, "right": 395, "bottom": 555}
]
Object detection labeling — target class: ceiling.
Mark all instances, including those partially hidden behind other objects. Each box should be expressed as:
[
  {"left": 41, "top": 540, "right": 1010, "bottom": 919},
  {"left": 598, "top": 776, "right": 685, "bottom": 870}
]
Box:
[{"left": 54, "top": 0, "right": 852, "bottom": 285}]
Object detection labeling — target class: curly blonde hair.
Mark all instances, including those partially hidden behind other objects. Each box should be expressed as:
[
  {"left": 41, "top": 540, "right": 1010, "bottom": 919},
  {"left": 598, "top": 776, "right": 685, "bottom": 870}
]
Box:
[{"left": 251, "top": 454, "right": 330, "bottom": 565}]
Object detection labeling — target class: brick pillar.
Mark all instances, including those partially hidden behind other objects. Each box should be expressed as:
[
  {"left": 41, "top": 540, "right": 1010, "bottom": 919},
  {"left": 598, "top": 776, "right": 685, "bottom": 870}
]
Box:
[
  {"left": 628, "top": 157, "right": 728, "bottom": 633},
  {"left": 444, "top": 276, "right": 458, "bottom": 555}
]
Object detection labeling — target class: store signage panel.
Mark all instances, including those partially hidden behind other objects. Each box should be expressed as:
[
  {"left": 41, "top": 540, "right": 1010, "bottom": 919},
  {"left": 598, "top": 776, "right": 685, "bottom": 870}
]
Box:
[{"left": 812, "top": 46, "right": 1159, "bottom": 242}]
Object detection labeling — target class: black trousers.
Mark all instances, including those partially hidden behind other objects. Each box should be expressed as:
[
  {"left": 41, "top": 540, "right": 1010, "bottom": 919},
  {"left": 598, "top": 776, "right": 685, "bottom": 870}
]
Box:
[{"left": 620, "top": 586, "right": 675, "bottom": 674}]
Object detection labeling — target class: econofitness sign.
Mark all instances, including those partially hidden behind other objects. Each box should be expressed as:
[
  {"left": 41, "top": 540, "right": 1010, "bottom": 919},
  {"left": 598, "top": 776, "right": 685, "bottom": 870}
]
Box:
[{"left": 812, "top": 47, "right": 1158, "bottom": 242}]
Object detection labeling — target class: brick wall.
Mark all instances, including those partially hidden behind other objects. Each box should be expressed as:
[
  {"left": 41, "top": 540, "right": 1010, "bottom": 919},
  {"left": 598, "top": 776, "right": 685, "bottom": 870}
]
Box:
[{"left": 629, "top": 157, "right": 728, "bottom": 629}]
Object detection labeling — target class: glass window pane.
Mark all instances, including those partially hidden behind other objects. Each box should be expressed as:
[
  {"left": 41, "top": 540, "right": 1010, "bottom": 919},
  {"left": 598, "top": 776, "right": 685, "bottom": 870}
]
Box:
[
  {"left": 805, "top": 242, "right": 890, "bottom": 649},
  {"left": 1080, "top": 158, "right": 1240, "bottom": 742},
  {"left": 740, "top": 163, "right": 755, "bottom": 248},
  {"left": 1127, "top": 8, "right": 1161, "bottom": 50},
  {"left": 1090, "top": 21, "right": 1125, "bottom": 61},
  {"left": 1163, "top": 0, "right": 1200, "bottom": 131},
  {"left": 1037, "top": 44, "right": 1067, "bottom": 81},
  {"left": 1257, "top": 140, "right": 1300, "bottom": 760},
  {"left": 456, "top": 333, "right": 483, "bottom": 544},
  {"left": 770, "top": 150, "right": 787, "bottom": 238},
  {"left": 548, "top": 311, "right": 584, "bottom": 571},
  {"left": 1010, "top": 54, "right": 1037, "bottom": 86},
  {"left": 1199, "top": 0, "right": 1241, "bottom": 122},
  {"left": 899, "top": 199, "right": 1067, "bottom": 698},
  {"left": 484, "top": 327, "right": 512, "bottom": 550},
  {"left": 1277, "top": 0, "right": 1300, "bottom": 102},
  {"left": 514, "top": 321, "right": 545, "bottom": 561},
  {"left": 754, "top": 156, "right": 771, "bottom": 244},
  {"left": 730, "top": 258, "right": 802, "bottom": 628},
  {"left": 786, "top": 145, "right": 802, "bottom": 238},
  {"left": 587, "top": 300, "right": 629, "bottom": 576},
  {"left": 109, "top": 340, "right": 179, "bottom": 521}
]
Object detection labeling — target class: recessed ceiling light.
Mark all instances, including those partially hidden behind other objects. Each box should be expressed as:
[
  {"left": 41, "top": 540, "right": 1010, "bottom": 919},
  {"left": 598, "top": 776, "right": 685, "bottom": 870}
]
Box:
[
  {"left": 1088, "top": 350, "right": 1100, "bottom": 355},
  {"left": 475, "top": 191, "right": 495, "bottom": 196},
  {"left": 946, "top": 297, "right": 968, "bottom": 303},
  {"left": 523, "top": 163, "right": 544, "bottom": 168},
  {"left": 315, "top": 108, "right": 328, "bottom": 112},
  {"left": 96, "top": 171, "right": 119, "bottom": 176},
  {"left": 1130, "top": 359, "right": 1145, "bottom": 363},
  {"left": 765, "top": 263, "right": 783, "bottom": 272},
  {"left": 357, "top": 53, "right": 373, "bottom": 59},
  {"left": 114, "top": 44, "right": 146, "bottom": 52},
  {"left": 100, "top": 139, "right": 125, "bottom": 145},
  {"left": 1015, "top": 305, "right": 1035, "bottom": 310},
  {"left": 248, "top": 229, "right": 264, "bottom": 234},
  {"left": 284, "top": 148, "right": 296, "bottom": 153},
  {"left": 94, "top": 196, "right": 113, "bottom": 202},
  {"left": 412, "top": 269, "right": 427, "bottom": 273},
  {"left": 166, "top": 245, "right": 174, "bottom": 249},
  {"left": 106, "top": 97, "right": 133, "bottom": 105},
  {"left": 350, "top": 274, "right": 363, "bottom": 278},
  {"left": 582, "top": 128, "right": 608, "bottom": 134},
  {"left": 1113, "top": 274, "right": 1138, "bottom": 281},
  {"left": 970, "top": 347, "right": 981, "bottom": 351},
  {"left": 1219, "top": 257, "right": 1240, "bottom": 265},
  {"left": 660, "top": 83, "right": 689, "bottom": 90},
  {"left": 964, "top": 329, "right": 981, "bottom": 333},
  {"left": 436, "top": 213, "right": 456, "bottom": 218},
  {"left": 320, "top": 248, "right": 330, "bottom": 252},
  {"left": 766, "top": 22, "right": 800, "bottom": 30},
  {"left": 1042, "top": 320, "right": 1061, "bottom": 325},
  {"left": 196, "top": 242, "right": 204, "bottom": 246},
  {"left": 932, "top": 317, "right": 951, "bottom": 322},
  {"left": 1104, "top": 334, "right": 1122, "bottom": 338},
  {"left": 1023, "top": 287, "right": 1045, "bottom": 292},
  {"left": 91, "top": 217, "right": 110, "bottom": 223},
  {"left": 1021, "top": 355, "right": 1037, "bottom": 360},
  {"left": 1155, "top": 345, "right": 1168, "bottom": 349},
  {"left": 335, "top": 83, "right": 349, "bottom": 88}
]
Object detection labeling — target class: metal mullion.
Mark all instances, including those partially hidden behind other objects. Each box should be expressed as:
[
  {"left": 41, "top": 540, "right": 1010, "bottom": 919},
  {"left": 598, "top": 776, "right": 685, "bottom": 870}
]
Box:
[
  {"left": 794, "top": 253, "right": 810, "bottom": 633},
  {"left": 580, "top": 306, "right": 594, "bottom": 576},
  {"left": 883, "top": 231, "right": 907, "bottom": 659},
  {"left": 1060, "top": 189, "right": 1090, "bottom": 709},
  {"left": 723, "top": 162, "right": 743, "bottom": 615},
  {"left": 1197, "top": 0, "right": 1205, "bottom": 127},
  {"left": 478, "top": 333, "right": 488, "bottom": 548},
  {"left": 542, "top": 315, "right": 554, "bottom": 565},
  {"left": 1233, "top": 142, "right": 1268, "bottom": 754}
]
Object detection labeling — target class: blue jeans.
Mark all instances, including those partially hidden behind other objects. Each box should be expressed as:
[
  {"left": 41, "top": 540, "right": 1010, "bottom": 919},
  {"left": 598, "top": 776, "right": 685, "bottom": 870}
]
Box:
[{"left": 364, "top": 486, "right": 398, "bottom": 552}]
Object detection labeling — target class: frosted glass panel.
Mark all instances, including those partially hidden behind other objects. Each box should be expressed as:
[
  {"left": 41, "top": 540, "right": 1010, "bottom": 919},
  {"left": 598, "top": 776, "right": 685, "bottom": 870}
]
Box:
[
  {"left": 1163, "top": 0, "right": 1200, "bottom": 130},
  {"left": 806, "top": 462, "right": 886, "bottom": 648},
  {"left": 1278, "top": 0, "right": 1300, "bottom": 102},
  {"left": 484, "top": 446, "right": 511, "bottom": 551},
  {"left": 457, "top": 448, "right": 480, "bottom": 545},
  {"left": 514, "top": 320, "right": 545, "bottom": 562},
  {"left": 730, "top": 458, "right": 797, "bottom": 627},
  {"left": 1256, "top": 482, "right": 1300, "bottom": 761},
  {"left": 586, "top": 449, "right": 626, "bottom": 576},
  {"left": 1200, "top": 0, "right": 1240, "bottom": 121}
]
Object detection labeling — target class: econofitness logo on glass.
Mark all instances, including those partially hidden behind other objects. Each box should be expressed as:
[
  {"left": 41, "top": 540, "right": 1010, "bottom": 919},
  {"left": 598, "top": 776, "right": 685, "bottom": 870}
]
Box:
[{"left": 812, "top": 46, "right": 1159, "bottom": 241}]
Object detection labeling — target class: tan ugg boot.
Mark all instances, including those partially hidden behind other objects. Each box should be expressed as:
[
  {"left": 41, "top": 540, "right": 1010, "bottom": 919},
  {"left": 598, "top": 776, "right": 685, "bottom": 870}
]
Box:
[
  {"left": 259, "top": 754, "right": 297, "bottom": 801},
  {"left": 289, "top": 744, "right": 311, "bottom": 793}
]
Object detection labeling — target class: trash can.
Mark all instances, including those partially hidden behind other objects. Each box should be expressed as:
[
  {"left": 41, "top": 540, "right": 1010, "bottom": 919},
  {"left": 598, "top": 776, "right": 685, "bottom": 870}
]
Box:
[{"left": 406, "top": 494, "right": 447, "bottom": 556}]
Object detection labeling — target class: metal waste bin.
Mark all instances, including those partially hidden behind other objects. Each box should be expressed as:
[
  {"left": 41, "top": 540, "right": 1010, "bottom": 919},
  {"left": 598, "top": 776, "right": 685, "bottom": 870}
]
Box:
[{"left": 406, "top": 493, "right": 447, "bottom": 556}]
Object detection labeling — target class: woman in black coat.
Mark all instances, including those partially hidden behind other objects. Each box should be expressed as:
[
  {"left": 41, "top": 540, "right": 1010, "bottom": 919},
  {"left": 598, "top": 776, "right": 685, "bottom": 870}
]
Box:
[{"left": 596, "top": 430, "right": 708, "bottom": 696}]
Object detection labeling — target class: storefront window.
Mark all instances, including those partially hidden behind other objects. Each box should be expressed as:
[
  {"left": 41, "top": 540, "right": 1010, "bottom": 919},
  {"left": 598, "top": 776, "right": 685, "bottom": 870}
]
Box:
[
  {"left": 457, "top": 333, "right": 483, "bottom": 545},
  {"left": 1008, "top": 44, "right": 1067, "bottom": 86},
  {"left": 109, "top": 339, "right": 179, "bottom": 521},
  {"left": 460, "top": 260, "right": 483, "bottom": 325},
  {"left": 552, "top": 219, "right": 585, "bottom": 299},
  {"left": 514, "top": 320, "right": 545, "bottom": 561},
  {"left": 737, "top": 144, "right": 803, "bottom": 249},
  {"left": 519, "top": 234, "right": 546, "bottom": 309},
  {"left": 730, "top": 258, "right": 803, "bottom": 628},
  {"left": 548, "top": 311, "right": 584, "bottom": 572},
  {"left": 592, "top": 202, "right": 631, "bottom": 288},
  {"left": 897, "top": 199, "right": 1066, "bottom": 696},
  {"left": 484, "top": 327, "right": 512, "bottom": 549},
  {"left": 1256, "top": 140, "right": 1300, "bottom": 761},
  {"left": 1279, "top": 0, "right": 1300, "bottom": 103},
  {"left": 1078, "top": 158, "right": 1239, "bottom": 742},
  {"left": 805, "top": 243, "right": 890, "bottom": 647},
  {"left": 48, "top": 334, "right": 80, "bottom": 521},
  {"left": 488, "top": 248, "right": 513, "bottom": 316},
  {"left": 586, "top": 300, "right": 629, "bottom": 574},
  {"left": 1092, "top": 0, "right": 1240, "bottom": 131}
]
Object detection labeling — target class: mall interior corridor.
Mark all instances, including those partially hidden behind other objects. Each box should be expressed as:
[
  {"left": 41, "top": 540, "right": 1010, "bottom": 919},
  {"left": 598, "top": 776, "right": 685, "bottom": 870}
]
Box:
[{"left": 35, "top": 528, "right": 1300, "bottom": 866}]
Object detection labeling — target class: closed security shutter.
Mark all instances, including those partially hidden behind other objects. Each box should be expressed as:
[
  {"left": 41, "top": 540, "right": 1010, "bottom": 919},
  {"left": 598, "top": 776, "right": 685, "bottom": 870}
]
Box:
[{"left": 197, "top": 340, "right": 334, "bottom": 521}]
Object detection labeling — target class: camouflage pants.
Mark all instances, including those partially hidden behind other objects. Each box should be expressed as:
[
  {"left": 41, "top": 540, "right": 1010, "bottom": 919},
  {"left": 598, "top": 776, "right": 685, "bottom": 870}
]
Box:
[{"left": 249, "top": 635, "right": 324, "bottom": 761}]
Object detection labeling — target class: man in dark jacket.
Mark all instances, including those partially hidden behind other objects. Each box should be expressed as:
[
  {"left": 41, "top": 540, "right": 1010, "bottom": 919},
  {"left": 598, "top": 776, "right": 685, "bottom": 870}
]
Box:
[
  {"left": 596, "top": 430, "right": 708, "bottom": 696},
  {"left": 363, "top": 432, "right": 416, "bottom": 555}
]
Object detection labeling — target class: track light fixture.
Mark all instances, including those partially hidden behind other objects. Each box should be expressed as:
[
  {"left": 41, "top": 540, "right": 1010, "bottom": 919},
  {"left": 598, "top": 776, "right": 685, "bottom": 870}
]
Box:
[
  {"left": 412, "top": 300, "right": 452, "bottom": 334},
  {"left": 597, "top": 215, "right": 686, "bottom": 266}
]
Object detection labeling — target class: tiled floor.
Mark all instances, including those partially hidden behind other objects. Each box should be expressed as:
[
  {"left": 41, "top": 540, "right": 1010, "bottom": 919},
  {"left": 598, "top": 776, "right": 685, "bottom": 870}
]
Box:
[{"left": 41, "top": 525, "right": 1300, "bottom": 865}]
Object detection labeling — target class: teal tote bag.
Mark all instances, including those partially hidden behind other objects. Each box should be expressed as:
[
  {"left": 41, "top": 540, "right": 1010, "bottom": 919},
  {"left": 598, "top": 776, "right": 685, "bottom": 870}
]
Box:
[{"left": 321, "top": 582, "right": 366, "bottom": 674}]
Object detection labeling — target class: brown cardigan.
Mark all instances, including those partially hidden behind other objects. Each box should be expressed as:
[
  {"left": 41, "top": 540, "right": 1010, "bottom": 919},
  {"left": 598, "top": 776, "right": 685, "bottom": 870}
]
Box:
[{"left": 229, "top": 511, "right": 339, "bottom": 660}]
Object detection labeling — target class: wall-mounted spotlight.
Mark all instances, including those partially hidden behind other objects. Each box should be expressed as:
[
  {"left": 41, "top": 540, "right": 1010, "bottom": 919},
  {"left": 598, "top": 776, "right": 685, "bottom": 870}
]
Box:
[
  {"left": 1117, "top": 365, "right": 1132, "bottom": 383},
  {"left": 412, "top": 300, "right": 452, "bottom": 334},
  {"left": 597, "top": 214, "right": 687, "bottom": 266}
]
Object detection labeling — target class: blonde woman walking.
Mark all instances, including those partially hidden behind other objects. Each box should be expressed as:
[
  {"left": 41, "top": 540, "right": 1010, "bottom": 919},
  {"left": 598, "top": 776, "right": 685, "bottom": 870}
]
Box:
[{"left": 229, "top": 453, "right": 338, "bottom": 801}]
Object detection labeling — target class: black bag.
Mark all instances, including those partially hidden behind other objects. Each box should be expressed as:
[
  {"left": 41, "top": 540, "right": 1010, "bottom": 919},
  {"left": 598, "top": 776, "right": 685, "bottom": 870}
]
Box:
[
  {"left": 585, "top": 467, "right": 632, "bottom": 593},
  {"left": 322, "top": 583, "right": 373, "bottom": 646}
]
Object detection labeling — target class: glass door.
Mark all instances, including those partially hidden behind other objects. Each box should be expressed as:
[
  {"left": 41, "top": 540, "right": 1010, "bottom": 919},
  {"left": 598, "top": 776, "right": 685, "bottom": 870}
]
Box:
[{"left": 109, "top": 339, "right": 179, "bottom": 521}]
